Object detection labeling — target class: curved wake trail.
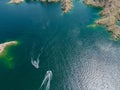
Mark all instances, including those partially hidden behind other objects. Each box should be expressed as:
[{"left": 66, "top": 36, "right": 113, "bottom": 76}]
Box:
[
  {"left": 30, "top": 43, "right": 46, "bottom": 69},
  {"left": 39, "top": 70, "right": 53, "bottom": 90}
]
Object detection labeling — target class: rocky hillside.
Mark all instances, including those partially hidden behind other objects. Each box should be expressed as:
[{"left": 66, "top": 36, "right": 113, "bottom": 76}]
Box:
[{"left": 84, "top": 0, "right": 120, "bottom": 40}]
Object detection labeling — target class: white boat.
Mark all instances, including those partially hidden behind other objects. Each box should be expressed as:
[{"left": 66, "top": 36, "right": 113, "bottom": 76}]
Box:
[{"left": 31, "top": 54, "right": 40, "bottom": 69}]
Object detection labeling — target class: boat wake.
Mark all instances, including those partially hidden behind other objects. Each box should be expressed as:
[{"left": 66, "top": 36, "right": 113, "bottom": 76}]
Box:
[
  {"left": 31, "top": 54, "right": 40, "bottom": 69},
  {"left": 39, "top": 70, "right": 53, "bottom": 90}
]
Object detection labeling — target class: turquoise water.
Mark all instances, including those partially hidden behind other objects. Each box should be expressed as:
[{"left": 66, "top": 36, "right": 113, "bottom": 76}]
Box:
[{"left": 1, "top": 0, "right": 120, "bottom": 90}]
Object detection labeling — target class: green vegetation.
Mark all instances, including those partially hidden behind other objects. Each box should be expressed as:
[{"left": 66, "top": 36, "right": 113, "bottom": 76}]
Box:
[{"left": 0, "top": 41, "right": 19, "bottom": 69}]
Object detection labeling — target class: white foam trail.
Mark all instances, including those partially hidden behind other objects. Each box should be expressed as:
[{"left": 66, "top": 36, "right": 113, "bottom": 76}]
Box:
[
  {"left": 39, "top": 70, "right": 53, "bottom": 90},
  {"left": 31, "top": 54, "right": 40, "bottom": 69},
  {"left": 30, "top": 44, "right": 44, "bottom": 69}
]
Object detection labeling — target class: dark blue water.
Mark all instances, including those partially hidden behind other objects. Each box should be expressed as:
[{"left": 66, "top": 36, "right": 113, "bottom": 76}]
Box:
[{"left": 0, "top": 0, "right": 120, "bottom": 90}]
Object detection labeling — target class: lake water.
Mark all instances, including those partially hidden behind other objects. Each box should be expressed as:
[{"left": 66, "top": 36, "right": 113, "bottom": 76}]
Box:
[{"left": 0, "top": 0, "right": 120, "bottom": 90}]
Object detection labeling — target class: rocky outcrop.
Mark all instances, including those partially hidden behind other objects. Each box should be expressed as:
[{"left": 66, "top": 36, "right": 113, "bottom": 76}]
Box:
[
  {"left": 61, "top": 0, "right": 73, "bottom": 13},
  {"left": 40, "top": 0, "right": 73, "bottom": 13},
  {"left": 8, "top": 0, "right": 73, "bottom": 13},
  {"left": 84, "top": 0, "right": 107, "bottom": 7},
  {"left": 9, "top": 0, "right": 24, "bottom": 4},
  {"left": 40, "top": 0, "right": 60, "bottom": 3},
  {"left": 84, "top": 0, "right": 120, "bottom": 40}
]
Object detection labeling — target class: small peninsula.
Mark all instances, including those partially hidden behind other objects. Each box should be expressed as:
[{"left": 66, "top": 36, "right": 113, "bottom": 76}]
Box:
[
  {"left": 61, "top": 0, "right": 73, "bottom": 13},
  {"left": 0, "top": 41, "right": 18, "bottom": 54},
  {"left": 84, "top": 0, "right": 120, "bottom": 40}
]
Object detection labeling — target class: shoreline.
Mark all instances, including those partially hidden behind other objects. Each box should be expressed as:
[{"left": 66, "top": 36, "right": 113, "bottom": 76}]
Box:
[
  {"left": 8, "top": 0, "right": 73, "bottom": 13},
  {"left": 0, "top": 41, "right": 18, "bottom": 55},
  {"left": 84, "top": 0, "right": 120, "bottom": 40},
  {"left": 7, "top": 0, "right": 120, "bottom": 40}
]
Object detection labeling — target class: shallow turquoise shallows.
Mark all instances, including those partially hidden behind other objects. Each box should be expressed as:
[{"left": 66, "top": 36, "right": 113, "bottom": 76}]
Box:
[{"left": 1, "top": 0, "right": 120, "bottom": 90}]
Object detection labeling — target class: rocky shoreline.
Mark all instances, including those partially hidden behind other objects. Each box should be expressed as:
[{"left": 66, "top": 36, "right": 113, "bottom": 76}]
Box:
[
  {"left": 8, "top": 0, "right": 73, "bottom": 13},
  {"left": 0, "top": 41, "right": 17, "bottom": 54},
  {"left": 40, "top": 0, "right": 60, "bottom": 3},
  {"left": 8, "top": 0, "right": 120, "bottom": 40},
  {"left": 9, "top": 0, "right": 24, "bottom": 4},
  {"left": 61, "top": 0, "right": 73, "bottom": 13},
  {"left": 84, "top": 0, "right": 120, "bottom": 40}
]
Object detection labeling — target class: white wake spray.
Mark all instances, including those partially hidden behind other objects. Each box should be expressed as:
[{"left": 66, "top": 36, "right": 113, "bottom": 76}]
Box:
[
  {"left": 31, "top": 54, "right": 40, "bottom": 69},
  {"left": 39, "top": 70, "right": 53, "bottom": 90}
]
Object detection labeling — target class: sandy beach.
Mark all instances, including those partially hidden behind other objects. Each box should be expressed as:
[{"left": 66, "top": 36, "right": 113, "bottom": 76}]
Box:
[{"left": 0, "top": 41, "right": 17, "bottom": 54}]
